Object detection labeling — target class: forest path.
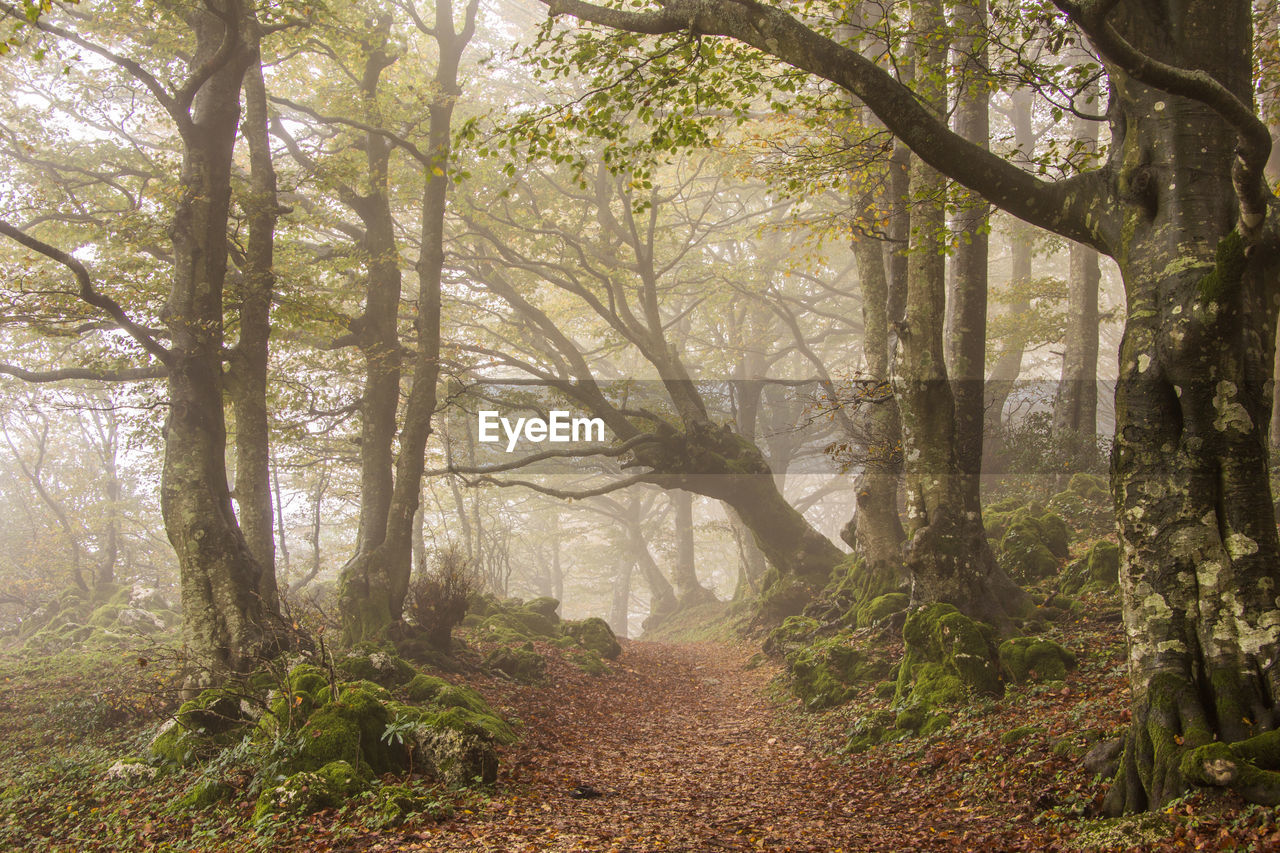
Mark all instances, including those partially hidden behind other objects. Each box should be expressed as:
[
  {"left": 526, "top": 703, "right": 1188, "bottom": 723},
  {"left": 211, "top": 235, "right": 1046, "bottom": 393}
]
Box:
[{"left": 380, "top": 640, "right": 1048, "bottom": 852}]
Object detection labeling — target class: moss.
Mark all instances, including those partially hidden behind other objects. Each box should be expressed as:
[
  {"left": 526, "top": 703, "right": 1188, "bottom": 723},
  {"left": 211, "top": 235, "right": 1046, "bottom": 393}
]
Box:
[
  {"left": 405, "top": 674, "right": 451, "bottom": 703},
  {"left": 1197, "top": 230, "right": 1246, "bottom": 304},
  {"left": 563, "top": 617, "right": 622, "bottom": 660},
  {"left": 787, "top": 630, "right": 887, "bottom": 710},
  {"left": 1000, "top": 724, "right": 1043, "bottom": 745},
  {"left": 87, "top": 604, "right": 123, "bottom": 628},
  {"left": 484, "top": 642, "right": 546, "bottom": 684},
  {"left": 998, "top": 636, "right": 1077, "bottom": 683},
  {"left": 753, "top": 572, "right": 816, "bottom": 624},
  {"left": 433, "top": 684, "right": 491, "bottom": 714},
  {"left": 175, "top": 777, "right": 232, "bottom": 810},
  {"left": 425, "top": 705, "right": 517, "bottom": 746},
  {"left": 336, "top": 644, "right": 417, "bottom": 687},
  {"left": 252, "top": 760, "right": 364, "bottom": 824},
  {"left": 1061, "top": 540, "right": 1121, "bottom": 594},
  {"left": 895, "top": 706, "right": 926, "bottom": 732},
  {"left": 920, "top": 713, "right": 952, "bottom": 737},
  {"left": 763, "top": 615, "right": 821, "bottom": 658},
  {"left": 855, "top": 593, "right": 908, "bottom": 629},
  {"left": 570, "top": 648, "right": 609, "bottom": 675},
  {"left": 523, "top": 597, "right": 561, "bottom": 623},
  {"left": 895, "top": 604, "right": 1001, "bottom": 714},
  {"left": 998, "top": 508, "right": 1069, "bottom": 582},
  {"left": 149, "top": 722, "right": 211, "bottom": 767},
  {"left": 369, "top": 782, "right": 445, "bottom": 825}
]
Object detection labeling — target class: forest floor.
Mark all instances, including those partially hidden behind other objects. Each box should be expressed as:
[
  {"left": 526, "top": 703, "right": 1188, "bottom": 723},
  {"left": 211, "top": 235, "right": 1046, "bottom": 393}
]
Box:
[
  {"left": 2, "top": 619, "right": 1278, "bottom": 851},
  {"left": 370, "top": 639, "right": 1064, "bottom": 852}
]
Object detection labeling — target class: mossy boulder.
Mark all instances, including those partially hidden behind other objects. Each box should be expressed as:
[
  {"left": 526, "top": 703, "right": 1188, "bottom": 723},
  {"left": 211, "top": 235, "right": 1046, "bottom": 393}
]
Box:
[
  {"left": 150, "top": 687, "right": 254, "bottom": 767},
  {"left": 998, "top": 506, "right": 1070, "bottom": 582},
  {"left": 754, "top": 570, "right": 816, "bottom": 625},
  {"left": 413, "top": 724, "right": 499, "bottom": 786},
  {"left": 787, "top": 631, "right": 887, "bottom": 710},
  {"left": 479, "top": 609, "right": 560, "bottom": 641},
  {"left": 405, "top": 674, "right": 451, "bottom": 704},
  {"left": 998, "top": 636, "right": 1076, "bottom": 683},
  {"left": 563, "top": 617, "right": 621, "bottom": 660},
  {"left": 336, "top": 644, "right": 417, "bottom": 687},
  {"left": 369, "top": 782, "right": 450, "bottom": 825},
  {"left": 1000, "top": 724, "right": 1043, "bottom": 745},
  {"left": 854, "top": 593, "right": 909, "bottom": 629},
  {"left": 1061, "top": 540, "right": 1121, "bottom": 594},
  {"left": 896, "top": 603, "right": 1002, "bottom": 710},
  {"left": 763, "top": 615, "right": 821, "bottom": 658},
  {"left": 252, "top": 760, "right": 364, "bottom": 823},
  {"left": 175, "top": 777, "right": 233, "bottom": 810},
  {"left": 484, "top": 642, "right": 546, "bottom": 683},
  {"left": 523, "top": 597, "right": 561, "bottom": 623},
  {"left": 569, "top": 648, "right": 608, "bottom": 675}
]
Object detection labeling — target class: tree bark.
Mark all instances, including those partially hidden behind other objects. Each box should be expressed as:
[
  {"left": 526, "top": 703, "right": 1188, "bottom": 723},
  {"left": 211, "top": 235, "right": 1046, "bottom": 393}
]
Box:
[
  {"left": 162, "top": 2, "right": 282, "bottom": 683},
  {"left": 227, "top": 39, "right": 279, "bottom": 612},
  {"left": 945, "top": 0, "right": 991, "bottom": 513},
  {"left": 671, "top": 490, "right": 714, "bottom": 604},
  {"left": 892, "top": 0, "right": 1026, "bottom": 627}
]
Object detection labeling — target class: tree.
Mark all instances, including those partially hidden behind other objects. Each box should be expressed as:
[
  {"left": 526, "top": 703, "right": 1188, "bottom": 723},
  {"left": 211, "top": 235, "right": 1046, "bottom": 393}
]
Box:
[{"left": 534, "top": 0, "right": 1280, "bottom": 812}]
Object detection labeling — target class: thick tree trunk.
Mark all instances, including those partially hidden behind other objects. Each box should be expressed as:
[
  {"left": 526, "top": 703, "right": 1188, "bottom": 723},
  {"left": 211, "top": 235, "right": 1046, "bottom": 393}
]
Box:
[
  {"left": 893, "top": 0, "right": 1025, "bottom": 627},
  {"left": 162, "top": 4, "right": 282, "bottom": 684},
  {"left": 1101, "top": 1, "right": 1280, "bottom": 813}
]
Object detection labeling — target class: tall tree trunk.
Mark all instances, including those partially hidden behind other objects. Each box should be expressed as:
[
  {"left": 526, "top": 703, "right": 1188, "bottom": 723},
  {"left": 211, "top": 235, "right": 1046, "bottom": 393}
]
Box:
[
  {"left": 163, "top": 3, "right": 282, "bottom": 684},
  {"left": 227, "top": 41, "right": 279, "bottom": 612},
  {"left": 339, "top": 2, "right": 477, "bottom": 642},
  {"left": 609, "top": 541, "right": 633, "bottom": 638},
  {"left": 982, "top": 89, "right": 1036, "bottom": 469},
  {"left": 945, "top": 0, "right": 990, "bottom": 513},
  {"left": 893, "top": 0, "right": 1025, "bottom": 626},
  {"left": 1101, "top": 1, "right": 1280, "bottom": 813},
  {"left": 1053, "top": 70, "right": 1103, "bottom": 457},
  {"left": 671, "top": 490, "right": 714, "bottom": 604},
  {"left": 627, "top": 497, "right": 677, "bottom": 628}
]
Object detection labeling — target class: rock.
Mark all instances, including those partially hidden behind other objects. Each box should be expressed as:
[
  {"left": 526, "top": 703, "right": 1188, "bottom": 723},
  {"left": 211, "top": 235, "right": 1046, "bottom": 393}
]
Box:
[
  {"left": 413, "top": 725, "right": 498, "bottom": 786},
  {"left": 897, "top": 603, "right": 1002, "bottom": 706},
  {"left": 523, "top": 597, "right": 561, "bottom": 623},
  {"left": 997, "top": 636, "right": 1077, "bottom": 683},
  {"left": 563, "top": 617, "right": 622, "bottom": 660},
  {"left": 484, "top": 642, "right": 546, "bottom": 683},
  {"left": 1061, "top": 540, "right": 1121, "bottom": 595},
  {"left": 105, "top": 758, "right": 158, "bottom": 784},
  {"left": 252, "top": 760, "right": 364, "bottom": 823}
]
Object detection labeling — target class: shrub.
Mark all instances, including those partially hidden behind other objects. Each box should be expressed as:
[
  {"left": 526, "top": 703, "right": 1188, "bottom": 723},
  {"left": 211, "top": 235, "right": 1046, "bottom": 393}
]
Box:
[{"left": 404, "top": 547, "right": 479, "bottom": 652}]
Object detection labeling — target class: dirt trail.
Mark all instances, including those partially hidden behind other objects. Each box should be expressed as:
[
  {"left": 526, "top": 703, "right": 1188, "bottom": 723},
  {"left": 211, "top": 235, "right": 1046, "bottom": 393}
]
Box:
[{"left": 370, "top": 640, "right": 1055, "bottom": 853}]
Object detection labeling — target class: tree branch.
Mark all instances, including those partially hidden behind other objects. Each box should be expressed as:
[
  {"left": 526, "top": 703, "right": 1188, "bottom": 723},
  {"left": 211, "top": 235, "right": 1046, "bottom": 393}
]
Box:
[
  {"left": 539, "top": 0, "right": 1113, "bottom": 249},
  {"left": 0, "top": 364, "right": 168, "bottom": 383},
  {"left": 0, "top": 220, "right": 173, "bottom": 366}
]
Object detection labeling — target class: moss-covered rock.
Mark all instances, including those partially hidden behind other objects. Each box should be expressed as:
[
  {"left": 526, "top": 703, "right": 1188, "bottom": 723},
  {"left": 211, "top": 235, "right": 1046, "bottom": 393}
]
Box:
[
  {"left": 787, "top": 631, "right": 887, "bottom": 710},
  {"left": 252, "top": 760, "right": 364, "bottom": 823},
  {"left": 563, "top": 617, "right": 621, "bottom": 660},
  {"left": 762, "top": 615, "right": 821, "bottom": 658},
  {"left": 854, "top": 593, "right": 909, "bottom": 629},
  {"left": 484, "top": 642, "right": 545, "bottom": 684},
  {"left": 523, "top": 597, "right": 561, "bottom": 623},
  {"left": 1061, "top": 540, "right": 1121, "bottom": 595},
  {"left": 998, "top": 506, "right": 1070, "bottom": 582},
  {"left": 175, "top": 777, "right": 233, "bottom": 810},
  {"left": 569, "top": 648, "right": 608, "bottom": 675},
  {"left": 405, "top": 674, "right": 451, "bottom": 703},
  {"left": 336, "top": 644, "right": 417, "bottom": 687},
  {"left": 413, "top": 725, "right": 499, "bottom": 786},
  {"left": 896, "top": 603, "right": 1002, "bottom": 711},
  {"left": 1000, "top": 724, "right": 1043, "bottom": 745},
  {"left": 998, "top": 636, "right": 1077, "bottom": 683}
]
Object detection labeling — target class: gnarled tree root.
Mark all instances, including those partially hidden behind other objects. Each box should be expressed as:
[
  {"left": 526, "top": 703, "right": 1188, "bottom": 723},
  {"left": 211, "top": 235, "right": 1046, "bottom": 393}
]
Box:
[{"left": 1181, "top": 731, "right": 1280, "bottom": 805}]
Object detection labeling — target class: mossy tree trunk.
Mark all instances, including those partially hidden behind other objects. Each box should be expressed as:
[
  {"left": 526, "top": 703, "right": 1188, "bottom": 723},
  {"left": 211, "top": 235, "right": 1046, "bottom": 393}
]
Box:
[
  {"left": 162, "top": 2, "right": 284, "bottom": 683},
  {"left": 1101, "top": 19, "right": 1280, "bottom": 807},
  {"left": 893, "top": 0, "right": 1026, "bottom": 627},
  {"left": 339, "top": 1, "right": 478, "bottom": 643}
]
